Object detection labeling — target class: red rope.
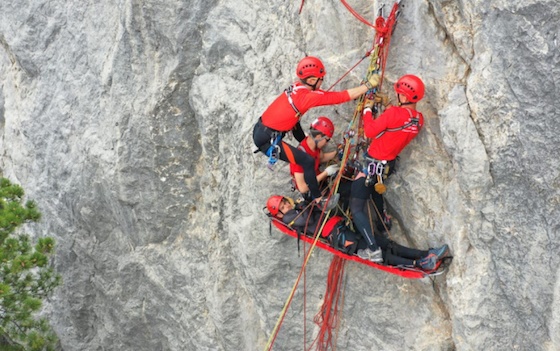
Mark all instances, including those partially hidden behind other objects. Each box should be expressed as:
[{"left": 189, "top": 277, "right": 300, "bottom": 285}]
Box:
[
  {"left": 265, "top": 193, "right": 334, "bottom": 351},
  {"left": 325, "top": 49, "right": 373, "bottom": 92},
  {"left": 303, "top": 238, "right": 308, "bottom": 349},
  {"left": 327, "top": 2, "right": 400, "bottom": 93},
  {"left": 265, "top": 3, "right": 401, "bottom": 350},
  {"left": 377, "top": 3, "right": 399, "bottom": 85},
  {"left": 299, "top": 0, "right": 305, "bottom": 14},
  {"left": 340, "top": 0, "right": 376, "bottom": 28},
  {"left": 308, "top": 256, "right": 347, "bottom": 350}
]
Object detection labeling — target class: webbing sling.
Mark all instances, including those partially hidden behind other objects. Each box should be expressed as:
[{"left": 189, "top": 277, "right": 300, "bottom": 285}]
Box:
[
  {"left": 375, "top": 108, "right": 419, "bottom": 139},
  {"left": 285, "top": 84, "right": 302, "bottom": 118}
]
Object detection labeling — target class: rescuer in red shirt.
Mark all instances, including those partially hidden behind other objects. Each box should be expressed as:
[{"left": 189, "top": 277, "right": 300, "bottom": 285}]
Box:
[
  {"left": 349, "top": 74, "right": 426, "bottom": 263},
  {"left": 289, "top": 117, "right": 339, "bottom": 198},
  {"left": 253, "top": 56, "right": 380, "bottom": 209}
]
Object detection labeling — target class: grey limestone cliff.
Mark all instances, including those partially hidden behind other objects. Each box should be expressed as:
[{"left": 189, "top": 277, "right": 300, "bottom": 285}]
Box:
[{"left": 0, "top": 0, "right": 559, "bottom": 350}]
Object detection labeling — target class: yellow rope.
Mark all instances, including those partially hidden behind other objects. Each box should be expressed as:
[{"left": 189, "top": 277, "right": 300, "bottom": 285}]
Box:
[
  {"left": 265, "top": 18, "right": 387, "bottom": 351},
  {"left": 264, "top": 209, "right": 331, "bottom": 351}
]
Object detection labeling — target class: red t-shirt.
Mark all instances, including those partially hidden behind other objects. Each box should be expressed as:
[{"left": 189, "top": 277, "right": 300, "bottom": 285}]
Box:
[
  {"left": 290, "top": 136, "right": 321, "bottom": 190},
  {"left": 363, "top": 106, "right": 424, "bottom": 160},
  {"left": 261, "top": 82, "right": 351, "bottom": 132}
]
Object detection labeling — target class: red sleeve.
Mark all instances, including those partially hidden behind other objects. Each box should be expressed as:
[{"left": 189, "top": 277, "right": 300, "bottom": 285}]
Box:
[
  {"left": 363, "top": 108, "right": 393, "bottom": 139},
  {"left": 290, "top": 163, "right": 303, "bottom": 175},
  {"left": 295, "top": 90, "right": 351, "bottom": 113}
]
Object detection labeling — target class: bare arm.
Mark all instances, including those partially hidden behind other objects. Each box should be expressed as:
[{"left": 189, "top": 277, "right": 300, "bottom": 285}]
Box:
[
  {"left": 319, "top": 150, "right": 337, "bottom": 163},
  {"left": 294, "top": 171, "right": 328, "bottom": 194},
  {"left": 346, "top": 84, "right": 369, "bottom": 100},
  {"left": 294, "top": 173, "right": 308, "bottom": 193}
]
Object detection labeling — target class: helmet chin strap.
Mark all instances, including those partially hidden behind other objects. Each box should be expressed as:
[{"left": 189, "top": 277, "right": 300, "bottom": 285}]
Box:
[
  {"left": 397, "top": 94, "right": 413, "bottom": 106},
  {"left": 313, "top": 138, "right": 321, "bottom": 148},
  {"left": 310, "top": 132, "right": 325, "bottom": 149},
  {"left": 303, "top": 77, "right": 322, "bottom": 91}
]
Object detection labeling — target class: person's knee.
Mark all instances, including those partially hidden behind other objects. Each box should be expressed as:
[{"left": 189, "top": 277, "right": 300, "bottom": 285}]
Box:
[
  {"left": 350, "top": 178, "right": 370, "bottom": 200},
  {"left": 349, "top": 197, "right": 365, "bottom": 214}
]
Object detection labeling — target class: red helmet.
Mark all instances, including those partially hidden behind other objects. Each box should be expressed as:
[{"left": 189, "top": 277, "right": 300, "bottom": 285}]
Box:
[
  {"left": 310, "top": 116, "right": 334, "bottom": 138},
  {"left": 394, "top": 74, "right": 425, "bottom": 103},
  {"left": 296, "top": 56, "right": 326, "bottom": 79},
  {"left": 267, "top": 195, "right": 284, "bottom": 216}
]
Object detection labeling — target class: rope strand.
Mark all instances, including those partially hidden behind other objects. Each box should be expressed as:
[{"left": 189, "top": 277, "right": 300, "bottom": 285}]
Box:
[
  {"left": 265, "top": 3, "right": 403, "bottom": 350},
  {"left": 310, "top": 256, "right": 347, "bottom": 350}
]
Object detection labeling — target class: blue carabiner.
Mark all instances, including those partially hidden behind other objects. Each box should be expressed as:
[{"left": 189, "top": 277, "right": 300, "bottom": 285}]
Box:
[{"left": 266, "top": 134, "right": 282, "bottom": 170}]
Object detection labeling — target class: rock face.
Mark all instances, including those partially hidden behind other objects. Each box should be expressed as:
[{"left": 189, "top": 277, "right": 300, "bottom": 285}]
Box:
[{"left": 1, "top": 0, "right": 559, "bottom": 350}]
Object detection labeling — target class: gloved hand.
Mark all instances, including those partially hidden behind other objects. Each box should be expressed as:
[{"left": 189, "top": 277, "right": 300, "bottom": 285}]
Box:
[
  {"left": 374, "top": 92, "right": 390, "bottom": 107},
  {"left": 364, "top": 74, "right": 381, "bottom": 89},
  {"left": 363, "top": 98, "right": 375, "bottom": 110},
  {"left": 325, "top": 164, "right": 340, "bottom": 176}
]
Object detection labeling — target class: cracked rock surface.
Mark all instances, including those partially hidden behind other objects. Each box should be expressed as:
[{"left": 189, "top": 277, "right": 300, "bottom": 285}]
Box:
[{"left": 0, "top": 1, "right": 559, "bottom": 350}]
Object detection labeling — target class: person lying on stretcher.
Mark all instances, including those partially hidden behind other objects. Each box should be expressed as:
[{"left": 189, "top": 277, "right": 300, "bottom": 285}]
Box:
[{"left": 266, "top": 195, "right": 449, "bottom": 269}]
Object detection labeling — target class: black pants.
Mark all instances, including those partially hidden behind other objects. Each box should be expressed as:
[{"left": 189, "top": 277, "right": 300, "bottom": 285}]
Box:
[
  {"left": 253, "top": 119, "right": 322, "bottom": 199},
  {"left": 349, "top": 158, "right": 396, "bottom": 247},
  {"left": 329, "top": 224, "right": 359, "bottom": 254},
  {"left": 349, "top": 184, "right": 379, "bottom": 251},
  {"left": 375, "top": 233, "right": 428, "bottom": 267}
]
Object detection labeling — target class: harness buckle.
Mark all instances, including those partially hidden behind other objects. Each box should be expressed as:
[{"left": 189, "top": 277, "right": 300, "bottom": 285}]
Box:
[{"left": 266, "top": 133, "right": 282, "bottom": 170}]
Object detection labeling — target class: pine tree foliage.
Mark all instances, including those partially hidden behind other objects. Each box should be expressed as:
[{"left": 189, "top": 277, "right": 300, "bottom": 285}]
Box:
[{"left": 0, "top": 178, "right": 61, "bottom": 350}]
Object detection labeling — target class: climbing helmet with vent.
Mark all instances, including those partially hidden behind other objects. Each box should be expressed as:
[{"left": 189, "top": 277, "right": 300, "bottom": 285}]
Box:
[
  {"left": 394, "top": 74, "right": 425, "bottom": 103},
  {"left": 310, "top": 116, "right": 334, "bottom": 138},
  {"left": 296, "top": 56, "right": 326, "bottom": 79},
  {"left": 266, "top": 195, "right": 285, "bottom": 216}
]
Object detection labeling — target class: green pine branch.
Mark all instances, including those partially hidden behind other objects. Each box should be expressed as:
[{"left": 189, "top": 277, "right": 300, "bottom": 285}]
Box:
[{"left": 0, "top": 178, "right": 61, "bottom": 351}]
